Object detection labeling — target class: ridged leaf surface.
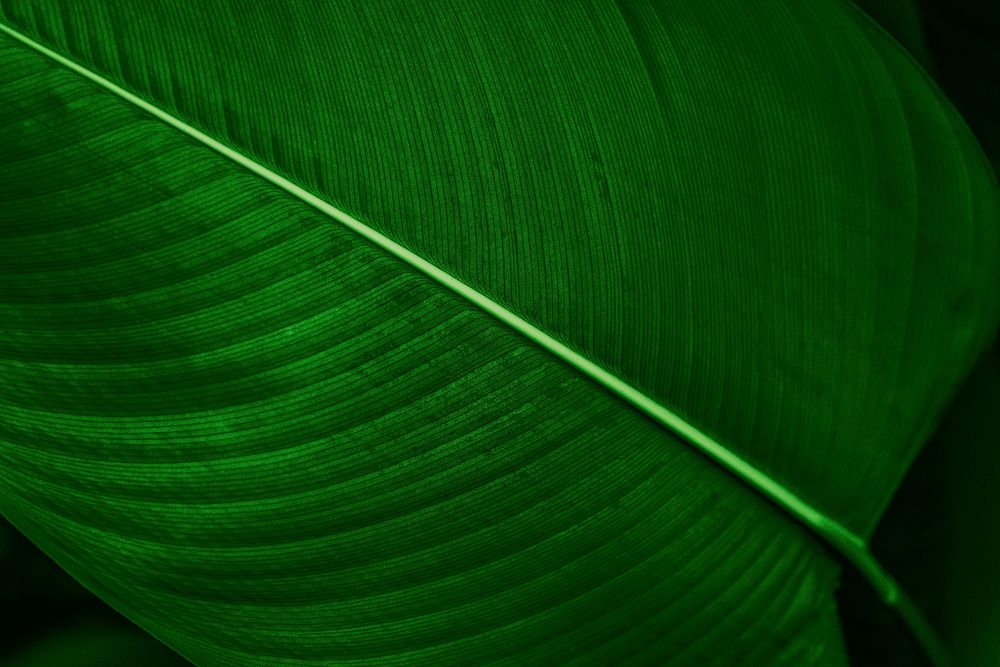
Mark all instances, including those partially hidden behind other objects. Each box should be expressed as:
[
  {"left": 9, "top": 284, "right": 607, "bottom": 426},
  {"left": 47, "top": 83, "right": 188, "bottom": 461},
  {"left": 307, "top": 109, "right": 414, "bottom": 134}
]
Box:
[{"left": 0, "top": 1, "right": 997, "bottom": 664}]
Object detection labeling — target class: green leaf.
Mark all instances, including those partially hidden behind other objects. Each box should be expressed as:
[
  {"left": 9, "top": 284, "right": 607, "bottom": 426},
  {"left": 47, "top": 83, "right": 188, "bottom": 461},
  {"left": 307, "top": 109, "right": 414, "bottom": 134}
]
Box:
[
  {"left": 840, "top": 2, "right": 1000, "bottom": 661},
  {"left": 0, "top": 1, "right": 997, "bottom": 664}
]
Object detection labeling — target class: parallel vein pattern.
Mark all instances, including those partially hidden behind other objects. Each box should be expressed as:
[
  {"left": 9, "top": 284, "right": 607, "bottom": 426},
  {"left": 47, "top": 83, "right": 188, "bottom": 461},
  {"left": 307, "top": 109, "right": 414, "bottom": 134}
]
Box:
[
  {"left": 0, "top": 0, "right": 994, "bottom": 540},
  {"left": 1, "top": 0, "right": 998, "bottom": 664},
  {"left": 0, "top": 19, "right": 956, "bottom": 666},
  {"left": 0, "top": 33, "right": 846, "bottom": 665}
]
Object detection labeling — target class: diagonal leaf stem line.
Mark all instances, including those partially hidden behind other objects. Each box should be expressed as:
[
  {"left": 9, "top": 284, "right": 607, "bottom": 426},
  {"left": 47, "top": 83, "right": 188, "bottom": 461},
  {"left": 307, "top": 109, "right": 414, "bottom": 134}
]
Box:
[{"left": 0, "top": 21, "right": 949, "bottom": 667}]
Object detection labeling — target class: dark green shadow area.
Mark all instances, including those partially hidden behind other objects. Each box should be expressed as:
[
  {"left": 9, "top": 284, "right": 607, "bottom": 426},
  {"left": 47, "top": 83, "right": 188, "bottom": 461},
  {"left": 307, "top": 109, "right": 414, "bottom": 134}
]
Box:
[{"left": 0, "top": 519, "right": 188, "bottom": 666}]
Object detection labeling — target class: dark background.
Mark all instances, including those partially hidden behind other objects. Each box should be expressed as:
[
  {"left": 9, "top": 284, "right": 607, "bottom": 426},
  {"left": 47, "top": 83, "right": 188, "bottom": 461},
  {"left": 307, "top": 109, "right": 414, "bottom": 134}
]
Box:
[{"left": 1, "top": 1, "right": 996, "bottom": 664}]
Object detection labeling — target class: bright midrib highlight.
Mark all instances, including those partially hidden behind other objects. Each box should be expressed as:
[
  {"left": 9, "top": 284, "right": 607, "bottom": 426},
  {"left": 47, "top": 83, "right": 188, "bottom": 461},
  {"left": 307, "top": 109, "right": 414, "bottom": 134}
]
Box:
[{"left": 0, "top": 20, "right": 949, "bottom": 667}]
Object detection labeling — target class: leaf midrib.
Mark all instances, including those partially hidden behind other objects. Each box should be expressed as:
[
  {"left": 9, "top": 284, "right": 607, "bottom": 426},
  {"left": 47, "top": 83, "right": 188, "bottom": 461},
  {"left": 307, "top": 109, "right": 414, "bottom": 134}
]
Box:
[{"left": 0, "top": 19, "right": 948, "bottom": 667}]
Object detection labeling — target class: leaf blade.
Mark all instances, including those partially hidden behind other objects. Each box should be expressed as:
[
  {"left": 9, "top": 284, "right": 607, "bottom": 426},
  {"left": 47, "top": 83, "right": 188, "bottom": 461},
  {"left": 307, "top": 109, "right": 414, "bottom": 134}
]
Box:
[{"left": 0, "top": 30, "right": 847, "bottom": 664}]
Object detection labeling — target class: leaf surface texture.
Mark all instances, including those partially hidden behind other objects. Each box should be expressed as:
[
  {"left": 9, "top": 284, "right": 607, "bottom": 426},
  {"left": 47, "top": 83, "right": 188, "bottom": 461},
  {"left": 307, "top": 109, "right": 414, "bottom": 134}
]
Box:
[{"left": 0, "top": 1, "right": 997, "bottom": 664}]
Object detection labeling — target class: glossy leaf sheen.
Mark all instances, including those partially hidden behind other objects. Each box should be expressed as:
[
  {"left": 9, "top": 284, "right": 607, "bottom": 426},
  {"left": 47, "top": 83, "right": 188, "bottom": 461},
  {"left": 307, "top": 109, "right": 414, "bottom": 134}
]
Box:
[{"left": 0, "top": 1, "right": 997, "bottom": 665}]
